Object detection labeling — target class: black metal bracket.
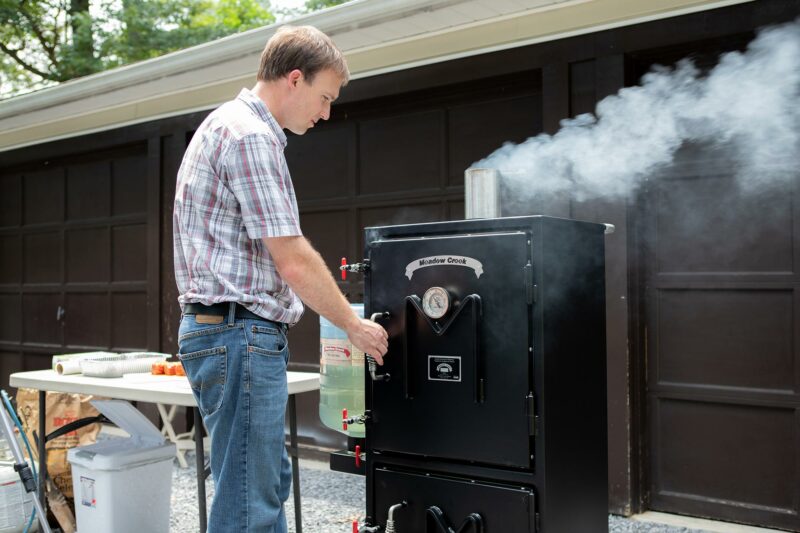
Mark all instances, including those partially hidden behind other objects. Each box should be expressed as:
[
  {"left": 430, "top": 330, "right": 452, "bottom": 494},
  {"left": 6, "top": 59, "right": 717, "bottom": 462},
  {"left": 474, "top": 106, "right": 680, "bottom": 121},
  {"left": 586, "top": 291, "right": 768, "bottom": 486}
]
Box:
[
  {"left": 426, "top": 506, "right": 484, "bottom": 533},
  {"left": 403, "top": 294, "right": 484, "bottom": 402}
]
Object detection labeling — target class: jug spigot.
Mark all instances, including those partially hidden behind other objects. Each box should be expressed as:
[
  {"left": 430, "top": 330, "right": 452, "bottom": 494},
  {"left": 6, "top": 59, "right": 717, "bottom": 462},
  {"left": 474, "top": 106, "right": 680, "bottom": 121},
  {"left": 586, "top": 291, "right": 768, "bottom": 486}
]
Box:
[
  {"left": 340, "top": 257, "right": 370, "bottom": 280},
  {"left": 354, "top": 520, "right": 381, "bottom": 533},
  {"left": 354, "top": 444, "right": 363, "bottom": 468},
  {"left": 342, "top": 408, "right": 368, "bottom": 431}
]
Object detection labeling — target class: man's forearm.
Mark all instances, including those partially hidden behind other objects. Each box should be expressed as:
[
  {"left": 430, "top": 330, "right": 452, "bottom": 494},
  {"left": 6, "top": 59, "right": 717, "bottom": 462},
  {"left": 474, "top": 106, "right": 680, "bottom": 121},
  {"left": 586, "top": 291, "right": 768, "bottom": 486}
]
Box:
[{"left": 265, "top": 236, "right": 359, "bottom": 331}]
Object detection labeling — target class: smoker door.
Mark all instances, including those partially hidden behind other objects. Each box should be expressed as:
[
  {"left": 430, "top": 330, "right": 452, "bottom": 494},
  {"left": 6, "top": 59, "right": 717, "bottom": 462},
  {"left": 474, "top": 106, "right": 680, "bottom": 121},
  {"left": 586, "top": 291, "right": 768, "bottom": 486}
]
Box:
[
  {"left": 366, "top": 231, "right": 532, "bottom": 468},
  {"left": 372, "top": 467, "right": 536, "bottom": 532}
]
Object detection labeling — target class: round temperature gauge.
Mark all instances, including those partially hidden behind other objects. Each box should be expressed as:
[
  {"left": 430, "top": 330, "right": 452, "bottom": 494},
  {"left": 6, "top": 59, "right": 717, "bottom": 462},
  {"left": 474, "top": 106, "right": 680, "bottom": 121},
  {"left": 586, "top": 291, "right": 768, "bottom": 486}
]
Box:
[{"left": 422, "top": 287, "right": 451, "bottom": 319}]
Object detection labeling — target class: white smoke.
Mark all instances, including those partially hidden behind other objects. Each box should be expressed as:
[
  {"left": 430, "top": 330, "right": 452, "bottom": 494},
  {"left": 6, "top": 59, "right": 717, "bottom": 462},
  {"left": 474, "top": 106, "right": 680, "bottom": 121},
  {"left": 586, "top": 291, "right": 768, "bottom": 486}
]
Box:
[{"left": 472, "top": 20, "right": 800, "bottom": 201}]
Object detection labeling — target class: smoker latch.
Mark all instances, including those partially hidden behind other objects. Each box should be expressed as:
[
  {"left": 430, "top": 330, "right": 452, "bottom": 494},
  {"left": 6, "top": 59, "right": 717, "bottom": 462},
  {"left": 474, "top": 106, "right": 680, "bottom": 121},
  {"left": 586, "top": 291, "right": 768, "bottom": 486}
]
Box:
[{"left": 340, "top": 257, "right": 370, "bottom": 280}]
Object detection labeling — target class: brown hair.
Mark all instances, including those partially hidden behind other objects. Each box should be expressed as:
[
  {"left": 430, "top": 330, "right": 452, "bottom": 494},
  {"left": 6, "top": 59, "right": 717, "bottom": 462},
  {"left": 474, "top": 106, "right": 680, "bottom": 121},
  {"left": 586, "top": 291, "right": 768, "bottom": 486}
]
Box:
[{"left": 257, "top": 25, "right": 349, "bottom": 85}]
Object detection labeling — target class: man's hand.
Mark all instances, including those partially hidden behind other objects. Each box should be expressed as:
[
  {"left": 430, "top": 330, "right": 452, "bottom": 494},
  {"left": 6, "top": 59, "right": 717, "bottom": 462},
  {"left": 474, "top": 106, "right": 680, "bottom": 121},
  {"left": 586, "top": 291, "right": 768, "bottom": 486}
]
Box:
[
  {"left": 346, "top": 318, "right": 389, "bottom": 365},
  {"left": 263, "top": 235, "right": 390, "bottom": 364}
]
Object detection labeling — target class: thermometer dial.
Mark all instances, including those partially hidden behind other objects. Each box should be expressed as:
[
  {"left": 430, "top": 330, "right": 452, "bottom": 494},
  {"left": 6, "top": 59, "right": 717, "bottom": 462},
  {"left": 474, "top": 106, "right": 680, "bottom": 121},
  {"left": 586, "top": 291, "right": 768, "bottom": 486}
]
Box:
[{"left": 422, "top": 287, "right": 450, "bottom": 319}]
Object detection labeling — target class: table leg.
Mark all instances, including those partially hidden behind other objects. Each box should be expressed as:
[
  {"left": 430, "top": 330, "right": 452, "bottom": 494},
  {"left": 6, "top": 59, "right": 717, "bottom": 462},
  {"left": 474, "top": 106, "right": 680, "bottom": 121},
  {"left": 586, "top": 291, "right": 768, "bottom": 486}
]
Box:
[
  {"left": 288, "top": 395, "right": 302, "bottom": 533},
  {"left": 194, "top": 407, "right": 207, "bottom": 533},
  {"left": 157, "top": 403, "right": 188, "bottom": 468},
  {"left": 38, "top": 390, "right": 47, "bottom": 515}
]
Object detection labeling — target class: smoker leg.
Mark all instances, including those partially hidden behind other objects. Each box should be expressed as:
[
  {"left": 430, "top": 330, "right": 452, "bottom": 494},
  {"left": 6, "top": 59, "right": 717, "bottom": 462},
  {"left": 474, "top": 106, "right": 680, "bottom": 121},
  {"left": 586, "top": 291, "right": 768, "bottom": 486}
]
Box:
[
  {"left": 288, "top": 395, "right": 302, "bottom": 533},
  {"left": 38, "top": 390, "right": 47, "bottom": 515},
  {"left": 194, "top": 407, "right": 207, "bottom": 533}
]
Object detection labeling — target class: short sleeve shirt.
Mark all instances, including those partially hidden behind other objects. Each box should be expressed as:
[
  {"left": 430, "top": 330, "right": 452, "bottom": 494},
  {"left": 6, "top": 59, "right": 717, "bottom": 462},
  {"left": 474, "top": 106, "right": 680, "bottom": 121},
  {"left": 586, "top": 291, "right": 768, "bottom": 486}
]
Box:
[{"left": 173, "top": 88, "right": 304, "bottom": 324}]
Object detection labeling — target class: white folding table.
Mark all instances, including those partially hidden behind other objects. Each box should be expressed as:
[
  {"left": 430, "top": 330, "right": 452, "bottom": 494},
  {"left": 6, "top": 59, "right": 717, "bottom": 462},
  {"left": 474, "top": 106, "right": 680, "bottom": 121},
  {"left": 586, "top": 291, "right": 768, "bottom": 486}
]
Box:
[{"left": 9, "top": 369, "right": 319, "bottom": 533}]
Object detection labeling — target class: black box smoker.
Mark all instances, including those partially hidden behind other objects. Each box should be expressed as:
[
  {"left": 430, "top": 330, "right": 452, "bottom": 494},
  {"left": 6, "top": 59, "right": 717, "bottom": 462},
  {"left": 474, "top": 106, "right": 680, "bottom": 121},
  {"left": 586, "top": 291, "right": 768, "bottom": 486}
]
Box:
[{"left": 341, "top": 215, "right": 609, "bottom": 533}]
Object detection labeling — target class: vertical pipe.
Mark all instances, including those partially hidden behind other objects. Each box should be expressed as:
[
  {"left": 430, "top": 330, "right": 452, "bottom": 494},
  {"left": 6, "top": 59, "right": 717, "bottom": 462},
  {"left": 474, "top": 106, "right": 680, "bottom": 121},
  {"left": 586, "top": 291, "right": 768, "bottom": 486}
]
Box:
[
  {"left": 465, "top": 168, "right": 501, "bottom": 219},
  {"left": 38, "top": 390, "right": 47, "bottom": 514},
  {"left": 288, "top": 395, "right": 302, "bottom": 533}
]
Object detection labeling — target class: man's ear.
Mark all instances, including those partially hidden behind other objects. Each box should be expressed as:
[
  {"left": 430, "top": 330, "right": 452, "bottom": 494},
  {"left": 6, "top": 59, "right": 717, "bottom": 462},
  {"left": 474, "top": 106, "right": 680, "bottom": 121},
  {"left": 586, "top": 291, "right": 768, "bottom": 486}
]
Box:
[{"left": 286, "top": 69, "right": 304, "bottom": 88}]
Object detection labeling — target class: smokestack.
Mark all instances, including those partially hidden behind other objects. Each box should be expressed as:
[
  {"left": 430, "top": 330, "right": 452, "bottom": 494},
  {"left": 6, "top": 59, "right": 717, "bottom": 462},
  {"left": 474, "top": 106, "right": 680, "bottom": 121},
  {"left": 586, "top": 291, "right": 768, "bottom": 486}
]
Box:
[{"left": 465, "top": 168, "right": 501, "bottom": 219}]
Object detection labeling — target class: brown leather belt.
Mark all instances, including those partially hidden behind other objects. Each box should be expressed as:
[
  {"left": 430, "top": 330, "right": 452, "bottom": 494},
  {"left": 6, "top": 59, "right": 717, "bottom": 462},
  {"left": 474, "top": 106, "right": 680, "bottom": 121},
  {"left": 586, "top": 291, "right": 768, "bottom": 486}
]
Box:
[{"left": 184, "top": 302, "right": 269, "bottom": 322}]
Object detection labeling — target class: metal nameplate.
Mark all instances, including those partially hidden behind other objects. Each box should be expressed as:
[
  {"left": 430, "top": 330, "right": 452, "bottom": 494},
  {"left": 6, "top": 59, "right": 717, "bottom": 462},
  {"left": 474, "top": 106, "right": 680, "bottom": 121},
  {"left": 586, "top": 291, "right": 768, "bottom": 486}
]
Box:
[{"left": 428, "top": 356, "right": 461, "bottom": 382}]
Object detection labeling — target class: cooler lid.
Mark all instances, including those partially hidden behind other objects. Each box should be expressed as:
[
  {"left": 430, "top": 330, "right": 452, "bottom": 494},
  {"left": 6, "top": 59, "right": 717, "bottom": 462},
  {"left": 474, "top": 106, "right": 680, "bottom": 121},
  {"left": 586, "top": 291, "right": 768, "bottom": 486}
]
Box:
[
  {"left": 91, "top": 399, "right": 165, "bottom": 443},
  {"left": 67, "top": 438, "right": 175, "bottom": 471}
]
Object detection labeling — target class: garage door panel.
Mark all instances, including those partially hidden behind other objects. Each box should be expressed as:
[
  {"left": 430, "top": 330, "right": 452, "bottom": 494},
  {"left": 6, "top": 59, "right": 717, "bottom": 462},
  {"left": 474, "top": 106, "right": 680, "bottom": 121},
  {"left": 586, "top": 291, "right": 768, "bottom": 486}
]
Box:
[
  {"left": 111, "top": 292, "right": 147, "bottom": 350},
  {"left": 656, "top": 176, "right": 793, "bottom": 274},
  {"left": 656, "top": 289, "right": 794, "bottom": 391},
  {"left": 67, "top": 161, "right": 111, "bottom": 220},
  {"left": 112, "top": 155, "right": 148, "bottom": 216},
  {"left": 22, "top": 293, "right": 62, "bottom": 346},
  {"left": 448, "top": 93, "right": 541, "bottom": 186},
  {"left": 359, "top": 111, "right": 443, "bottom": 195},
  {"left": 67, "top": 227, "right": 110, "bottom": 283},
  {"left": 0, "top": 174, "right": 21, "bottom": 227},
  {"left": 65, "top": 293, "right": 109, "bottom": 348},
  {"left": 112, "top": 225, "right": 147, "bottom": 282},
  {"left": 286, "top": 125, "right": 352, "bottom": 201},
  {"left": 24, "top": 231, "right": 62, "bottom": 284},
  {"left": 0, "top": 295, "right": 21, "bottom": 343},
  {"left": 653, "top": 398, "right": 796, "bottom": 514},
  {"left": 302, "top": 210, "right": 349, "bottom": 277},
  {"left": 0, "top": 235, "right": 21, "bottom": 284},
  {"left": 24, "top": 168, "right": 64, "bottom": 225}
]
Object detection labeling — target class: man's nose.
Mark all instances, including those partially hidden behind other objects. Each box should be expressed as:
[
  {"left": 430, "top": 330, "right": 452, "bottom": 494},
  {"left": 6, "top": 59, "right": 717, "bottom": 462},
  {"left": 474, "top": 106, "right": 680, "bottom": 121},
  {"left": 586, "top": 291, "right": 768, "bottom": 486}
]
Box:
[{"left": 321, "top": 102, "right": 331, "bottom": 121}]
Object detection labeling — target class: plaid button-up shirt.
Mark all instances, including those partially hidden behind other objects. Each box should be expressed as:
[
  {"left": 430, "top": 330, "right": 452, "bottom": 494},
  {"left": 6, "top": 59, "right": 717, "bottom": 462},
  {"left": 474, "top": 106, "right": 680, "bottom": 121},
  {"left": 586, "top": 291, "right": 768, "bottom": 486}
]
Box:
[{"left": 173, "top": 88, "right": 304, "bottom": 324}]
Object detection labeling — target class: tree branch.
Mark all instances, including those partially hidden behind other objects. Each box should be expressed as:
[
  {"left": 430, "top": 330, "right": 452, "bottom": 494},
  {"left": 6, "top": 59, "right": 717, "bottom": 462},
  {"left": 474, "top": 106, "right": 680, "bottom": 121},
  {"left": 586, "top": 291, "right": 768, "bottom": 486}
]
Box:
[
  {"left": 0, "top": 41, "right": 55, "bottom": 80},
  {"left": 17, "top": 3, "right": 59, "bottom": 66}
]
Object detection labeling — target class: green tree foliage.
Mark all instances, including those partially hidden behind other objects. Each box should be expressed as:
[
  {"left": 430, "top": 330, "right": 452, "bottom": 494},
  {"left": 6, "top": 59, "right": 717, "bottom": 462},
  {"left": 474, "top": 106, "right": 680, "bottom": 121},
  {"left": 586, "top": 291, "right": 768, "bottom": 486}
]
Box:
[
  {"left": 0, "top": 0, "right": 275, "bottom": 97},
  {"left": 303, "top": 0, "right": 348, "bottom": 10}
]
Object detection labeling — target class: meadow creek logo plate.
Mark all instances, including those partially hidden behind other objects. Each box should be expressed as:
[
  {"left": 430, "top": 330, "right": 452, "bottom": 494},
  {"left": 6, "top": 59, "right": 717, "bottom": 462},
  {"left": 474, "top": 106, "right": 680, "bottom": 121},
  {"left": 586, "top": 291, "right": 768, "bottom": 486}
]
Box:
[{"left": 405, "top": 256, "right": 483, "bottom": 280}]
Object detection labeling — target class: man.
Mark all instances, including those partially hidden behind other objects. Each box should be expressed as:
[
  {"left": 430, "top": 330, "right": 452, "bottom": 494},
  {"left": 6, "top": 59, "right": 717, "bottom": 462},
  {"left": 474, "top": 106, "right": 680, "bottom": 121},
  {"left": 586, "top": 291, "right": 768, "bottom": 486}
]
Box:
[{"left": 173, "top": 25, "right": 388, "bottom": 533}]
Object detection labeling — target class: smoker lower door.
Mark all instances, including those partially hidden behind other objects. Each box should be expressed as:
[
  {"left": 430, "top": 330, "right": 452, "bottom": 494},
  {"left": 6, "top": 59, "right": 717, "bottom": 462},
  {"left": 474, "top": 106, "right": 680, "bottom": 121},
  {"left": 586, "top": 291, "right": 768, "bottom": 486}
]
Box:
[{"left": 373, "top": 467, "right": 536, "bottom": 532}]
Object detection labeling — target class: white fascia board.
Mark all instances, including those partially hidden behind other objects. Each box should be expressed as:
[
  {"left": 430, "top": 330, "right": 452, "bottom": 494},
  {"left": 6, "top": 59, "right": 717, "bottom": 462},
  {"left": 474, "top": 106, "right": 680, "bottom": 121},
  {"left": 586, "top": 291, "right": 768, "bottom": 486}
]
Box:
[{"left": 0, "top": 0, "right": 476, "bottom": 120}]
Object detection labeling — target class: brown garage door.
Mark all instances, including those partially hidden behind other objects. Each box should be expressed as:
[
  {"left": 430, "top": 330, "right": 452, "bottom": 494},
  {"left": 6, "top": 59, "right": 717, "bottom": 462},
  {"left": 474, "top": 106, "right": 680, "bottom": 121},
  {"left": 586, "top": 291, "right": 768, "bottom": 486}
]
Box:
[
  {"left": 0, "top": 144, "right": 157, "bottom": 385},
  {"left": 642, "top": 141, "right": 800, "bottom": 530}
]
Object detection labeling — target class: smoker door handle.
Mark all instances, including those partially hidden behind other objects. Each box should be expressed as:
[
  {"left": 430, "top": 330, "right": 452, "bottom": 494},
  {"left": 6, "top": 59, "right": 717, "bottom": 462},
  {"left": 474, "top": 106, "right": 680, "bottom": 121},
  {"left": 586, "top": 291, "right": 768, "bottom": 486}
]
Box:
[{"left": 367, "top": 311, "right": 391, "bottom": 382}]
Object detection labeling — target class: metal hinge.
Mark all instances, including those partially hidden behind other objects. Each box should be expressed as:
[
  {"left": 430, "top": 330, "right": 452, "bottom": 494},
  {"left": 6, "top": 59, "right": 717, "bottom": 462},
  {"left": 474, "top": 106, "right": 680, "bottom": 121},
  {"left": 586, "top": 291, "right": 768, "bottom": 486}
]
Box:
[
  {"left": 526, "top": 392, "right": 536, "bottom": 436},
  {"left": 524, "top": 262, "right": 535, "bottom": 304}
]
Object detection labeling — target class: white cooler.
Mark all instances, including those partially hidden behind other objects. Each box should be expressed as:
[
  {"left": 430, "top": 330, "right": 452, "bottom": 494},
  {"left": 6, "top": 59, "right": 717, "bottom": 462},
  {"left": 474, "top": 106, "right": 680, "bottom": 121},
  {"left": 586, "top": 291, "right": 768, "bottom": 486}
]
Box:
[{"left": 67, "top": 400, "right": 176, "bottom": 533}]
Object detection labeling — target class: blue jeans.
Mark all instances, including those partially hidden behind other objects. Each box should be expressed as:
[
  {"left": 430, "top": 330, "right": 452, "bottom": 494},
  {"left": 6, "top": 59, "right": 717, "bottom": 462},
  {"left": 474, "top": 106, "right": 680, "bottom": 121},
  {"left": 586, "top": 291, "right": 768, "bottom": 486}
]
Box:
[{"left": 178, "top": 306, "right": 292, "bottom": 533}]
